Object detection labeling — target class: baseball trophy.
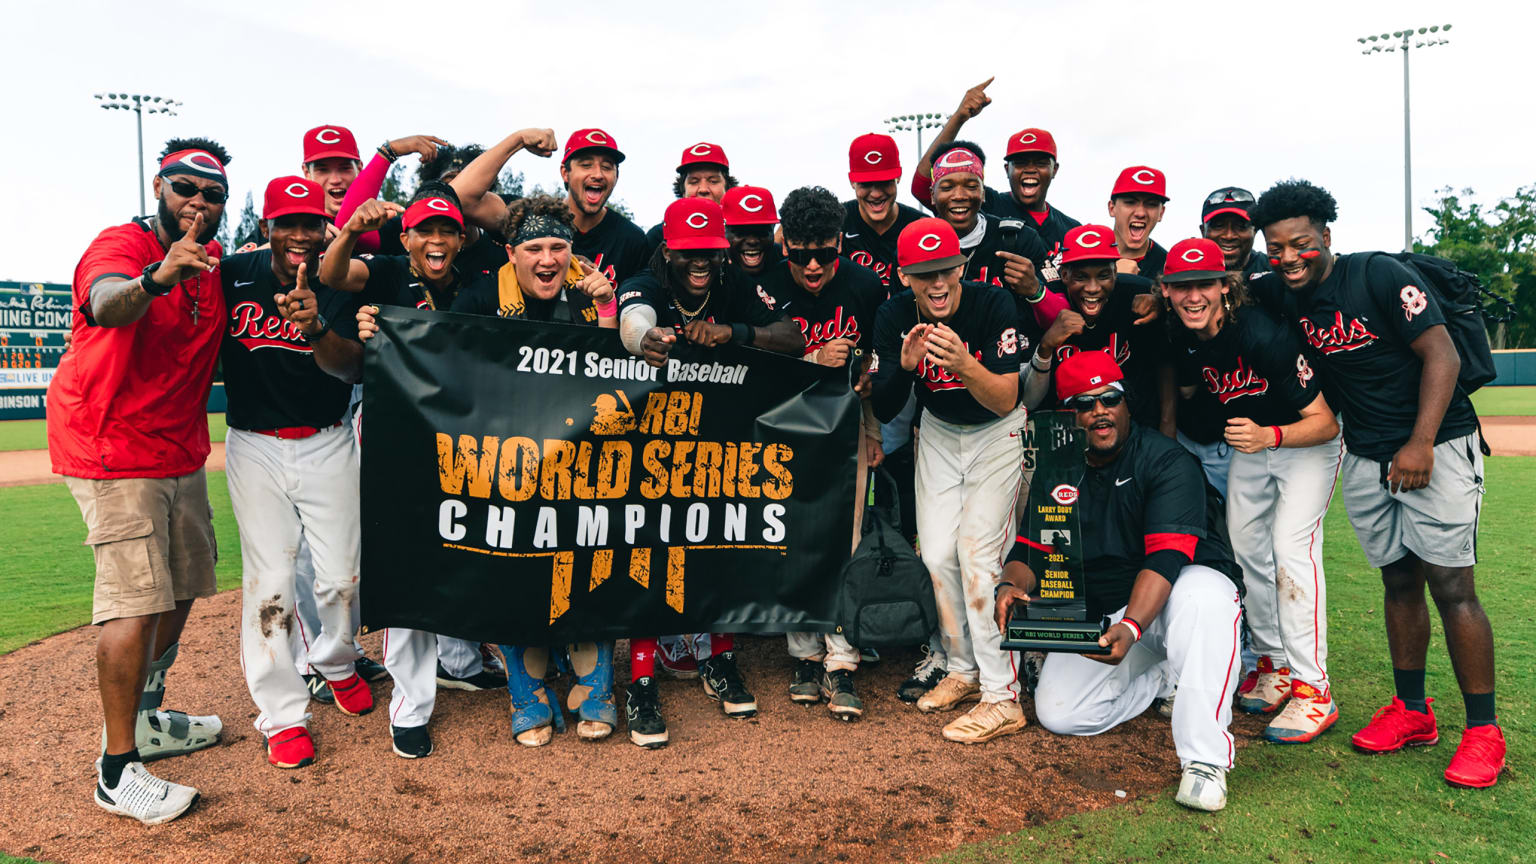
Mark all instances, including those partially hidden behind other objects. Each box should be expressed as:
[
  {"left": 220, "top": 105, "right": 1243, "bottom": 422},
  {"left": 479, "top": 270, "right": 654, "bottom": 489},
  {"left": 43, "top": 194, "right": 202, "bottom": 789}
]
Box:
[{"left": 1001, "top": 410, "right": 1110, "bottom": 654}]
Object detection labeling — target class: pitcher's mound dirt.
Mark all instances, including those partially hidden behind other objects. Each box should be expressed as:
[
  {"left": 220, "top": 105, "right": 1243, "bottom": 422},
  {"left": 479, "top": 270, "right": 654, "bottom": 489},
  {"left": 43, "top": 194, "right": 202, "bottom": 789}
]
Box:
[{"left": 0, "top": 592, "right": 1265, "bottom": 864}]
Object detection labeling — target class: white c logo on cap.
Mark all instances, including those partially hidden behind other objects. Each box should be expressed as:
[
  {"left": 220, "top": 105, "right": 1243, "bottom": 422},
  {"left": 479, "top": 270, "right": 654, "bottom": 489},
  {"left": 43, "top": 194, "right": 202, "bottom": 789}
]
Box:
[
  {"left": 315, "top": 128, "right": 342, "bottom": 145},
  {"left": 739, "top": 194, "right": 764, "bottom": 213},
  {"left": 1077, "top": 230, "right": 1104, "bottom": 248},
  {"left": 935, "top": 150, "right": 975, "bottom": 169},
  {"left": 285, "top": 182, "right": 310, "bottom": 198},
  {"left": 685, "top": 212, "right": 710, "bottom": 229},
  {"left": 1018, "top": 132, "right": 1037, "bottom": 144},
  {"left": 1180, "top": 248, "right": 1205, "bottom": 264},
  {"left": 917, "top": 233, "right": 942, "bottom": 252},
  {"left": 864, "top": 150, "right": 883, "bottom": 164},
  {"left": 587, "top": 131, "right": 608, "bottom": 144},
  {"left": 427, "top": 198, "right": 451, "bottom": 212},
  {"left": 688, "top": 144, "right": 713, "bottom": 157},
  {"left": 1132, "top": 169, "right": 1157, "bottom": 185}
]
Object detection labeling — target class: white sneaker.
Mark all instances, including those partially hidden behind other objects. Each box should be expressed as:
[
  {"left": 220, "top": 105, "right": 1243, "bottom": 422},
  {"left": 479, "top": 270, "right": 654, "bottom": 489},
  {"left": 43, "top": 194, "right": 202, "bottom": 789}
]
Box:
[
  {"left": 1174, "top": 761, "right": 1228, "bottom": 812},
  {"left": 94, "top": 759, "right": 199, "bottom": 825},
  {"left": 1155, "top": 686, "right": 1177, "bottom": 719}
]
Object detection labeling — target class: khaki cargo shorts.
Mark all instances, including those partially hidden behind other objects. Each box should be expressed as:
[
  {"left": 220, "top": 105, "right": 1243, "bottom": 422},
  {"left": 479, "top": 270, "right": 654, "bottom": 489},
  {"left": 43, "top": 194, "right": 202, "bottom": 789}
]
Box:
[{"left": 64, "top": 468, "right": 218, "bottom": 624}]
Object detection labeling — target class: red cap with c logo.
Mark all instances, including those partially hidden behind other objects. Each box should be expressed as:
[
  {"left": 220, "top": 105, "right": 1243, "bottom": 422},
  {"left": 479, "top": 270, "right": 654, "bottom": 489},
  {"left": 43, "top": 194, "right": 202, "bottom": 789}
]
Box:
[
  {"left": 303, "top": 125, "right": 359, "bottom": 163},
  {"left": 1161, "top": 238, "right": 1227, "bottom": 283},
  {"left": 563, "top": 128, "right": 625, "bottom": 165},
  {"left": 848, "top": 133, "right": 901, "bottom": 183},
  {"left": 402, "top": 197, "right": 465, "bottom": 231},
  {"left": 263, "top": 176, "right": 328, "bottom": 220},
  {"left": 663, "top": 198, "right": 730, "bottom": 251},
  {"left": 896, "top": 217, "right": 967, "bottom": 275},
  {"left": 1055, "top": 350, "right": 1125, "bottom": 402},
  {"left": 678, "top": 142, "right": 729, "bottom": 171},
  {"left": 1110, "top": 165, "right": 1168, "bottom": 201},
  {"left": 1005, "top": 128, "right": 1057, "bottom": 160},
  {"left": 1059, "top": 224, "right": 1120, "bottom": 265},
  {"left": 722, "top": 186, "right": 779, "bottom": 227}
]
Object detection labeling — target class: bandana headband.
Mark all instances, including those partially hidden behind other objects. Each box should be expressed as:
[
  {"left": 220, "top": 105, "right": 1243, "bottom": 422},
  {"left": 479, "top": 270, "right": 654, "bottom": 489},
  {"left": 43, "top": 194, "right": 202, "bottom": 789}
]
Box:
[
  {"left": 158, "top": 149, "right": 227, "bottom": 185},
  {"left": 930, "top": 146, "right": 983, "bottom": 186},
  {"left": 514, "top": 214, "right": 574, "bottom": 247}
]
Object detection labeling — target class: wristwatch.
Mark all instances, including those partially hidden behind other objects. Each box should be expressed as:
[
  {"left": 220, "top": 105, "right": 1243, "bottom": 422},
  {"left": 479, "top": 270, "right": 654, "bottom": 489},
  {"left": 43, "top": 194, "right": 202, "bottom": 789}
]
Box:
[
  {"left": 140, "top": 262, "right": 172, "bottom": 296},
  {"left": 307, "top": 312, "right": 331, "bottom": 340}
]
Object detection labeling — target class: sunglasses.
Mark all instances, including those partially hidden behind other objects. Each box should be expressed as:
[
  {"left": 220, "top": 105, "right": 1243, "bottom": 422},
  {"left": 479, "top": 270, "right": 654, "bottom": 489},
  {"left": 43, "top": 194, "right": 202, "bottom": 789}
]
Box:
[
  {"left": 1205, "top": 188, "right": 1255, "bottom": 206},
  {"left": 672, "top": 249, "right": 724, "bottom": 262},
  {"left": 785, "top": 246, "right": 839, "bottom": 267},
  {"left": 169, "top": 180, "right": 228, "bottom": 205},
  {"left": 1065, "top": 390, "right": 1125, "bottom": 411}
]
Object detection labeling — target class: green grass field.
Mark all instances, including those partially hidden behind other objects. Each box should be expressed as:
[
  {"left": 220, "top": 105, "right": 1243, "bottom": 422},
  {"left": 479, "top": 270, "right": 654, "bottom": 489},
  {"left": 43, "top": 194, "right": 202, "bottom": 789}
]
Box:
[
  {"left": 2, "top": 462, "right": 1529, "bottom": 863},
  {"left": 0, "top": 414, "right": 228, "bottom": 453}
]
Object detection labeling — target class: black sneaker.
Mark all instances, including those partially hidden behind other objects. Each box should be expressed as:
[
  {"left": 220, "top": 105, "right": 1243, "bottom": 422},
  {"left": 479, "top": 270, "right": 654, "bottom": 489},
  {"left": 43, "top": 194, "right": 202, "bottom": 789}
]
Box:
[
  {"left": 435, "top": 661, "right": 509, "bottom": 691},
  {"left": 822, "top": 669, "right": 863, "bottom": 721},
  {"left": 788, "top": 659, "right": 822, "bottom": 704},
  {"left": 897, "top": 645, "right": 946, "bottom": 703},
  {"left": 391, "top": 724, "right": 434, "bottom": 759},
  {"left": 699, "top": 651, "right": 758, "bottom": 717},
  {"left": 304, "top": 673, "right": 336, "bottom": 705},
  {"left": 355, "top": 656, "right": 389, "bottom": 683},
  {"left": 625, "top": 677, "right": 669, "bottom": 749}
]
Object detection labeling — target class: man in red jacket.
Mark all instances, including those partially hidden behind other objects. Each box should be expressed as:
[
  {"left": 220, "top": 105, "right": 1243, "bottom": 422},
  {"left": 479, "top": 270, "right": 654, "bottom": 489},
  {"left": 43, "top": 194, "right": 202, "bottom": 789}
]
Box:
[{"left": 48, "top": 137, "right": 232, "bottom": 825}]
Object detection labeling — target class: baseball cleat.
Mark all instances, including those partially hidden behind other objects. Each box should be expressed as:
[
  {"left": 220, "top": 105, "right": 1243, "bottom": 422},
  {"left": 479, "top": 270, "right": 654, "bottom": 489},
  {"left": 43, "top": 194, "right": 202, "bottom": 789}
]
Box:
[
  {"left": 822, "top": 669, "right": 863, "bottom": 721},
  {"left": 94, "top": 759, "right": 199, "bottom": 825},
  {"left": 859, "top": 647, "right": 881, "bottom": 665},
  {"left": 1175, "top": 762, "right": 1228, "bottom": 812},
  {"left": 266, "top": 726, "right": 315, "bottom": 769},
  {"left": 916, "top": 674, "right": 981, "bottom": 713},
  {"left": 1351, "top": 697, "right": 1439, "bottom": 754},
  {"left": 391, "top": 724, "right": 434, "bottom": 759},
  {"left": 1264, "top": 681, "right": 1337, "bottom": 744},
  {"left": 699, "top": 651, "right": 758, "bottom": 717},
  {"left": 435, "top": 661, "right": 509, "bottom": 691},
  {"left": 941, "top": 699, "right": 1026, "bottom": 744},
  {"left": 1444, "top": 725, "right": 1506, "bottom": 789},
  {"left": 1237, "top": 657, "right": 1291, "bottom": 714},
  {"left": 327, "top": 672, "right": 375, "bottom": 716},
  {"left": 897, "top": 644, "right": 947, "bottom": 703},
  {"left": 625, "top": 676, "right": 670, "bottom": 749},
  {"left": 354, "top": 656, "right": 390, "bottom": 683},
  {"left": 304, "top": 672, "right": 336, "bottom": 704},
  {"left": 789, "top": 659, "right": 823, "bottom": 704}
]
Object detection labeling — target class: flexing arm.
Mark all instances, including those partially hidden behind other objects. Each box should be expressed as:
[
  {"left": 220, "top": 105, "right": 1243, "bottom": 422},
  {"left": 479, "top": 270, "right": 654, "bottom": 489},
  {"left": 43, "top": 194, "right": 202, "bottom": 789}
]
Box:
[
  {"left": 449, "top": 128, "right": 557, "bottom": 232},
  {"left": 322, "top": 200, "right": 403, "bottom": 292}
]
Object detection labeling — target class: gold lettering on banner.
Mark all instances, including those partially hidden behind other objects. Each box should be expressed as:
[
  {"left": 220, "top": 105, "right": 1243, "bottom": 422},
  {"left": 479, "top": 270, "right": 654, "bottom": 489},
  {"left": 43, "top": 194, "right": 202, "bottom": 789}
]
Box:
[
  {"left": 590, "top": 548, "right": 613, "bottom": 591},
  {"left": 438, "top": 434, "right": 499, "bottom": 496},
  {"left": 666, "top": 548, "right": 686, "bottom": 613},
  {"left": 628, "top": 547, "right": 651, "bottom": 588},
  {"left": 549, "top": 551, "right": 574, "bottom": 623}
]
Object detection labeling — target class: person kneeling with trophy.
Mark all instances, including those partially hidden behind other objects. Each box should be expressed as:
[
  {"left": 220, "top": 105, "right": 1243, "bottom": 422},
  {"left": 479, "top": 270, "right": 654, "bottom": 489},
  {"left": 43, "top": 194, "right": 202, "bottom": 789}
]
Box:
[{"left": 993, "top": 351, "right": 1244, "bottom": 812}]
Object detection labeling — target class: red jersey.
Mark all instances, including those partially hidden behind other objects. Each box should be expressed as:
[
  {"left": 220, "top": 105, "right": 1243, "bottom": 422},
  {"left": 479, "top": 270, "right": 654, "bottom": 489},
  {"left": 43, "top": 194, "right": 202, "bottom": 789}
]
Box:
[{"left": 47, "top": 219, "right": 225, "bottom": 478}]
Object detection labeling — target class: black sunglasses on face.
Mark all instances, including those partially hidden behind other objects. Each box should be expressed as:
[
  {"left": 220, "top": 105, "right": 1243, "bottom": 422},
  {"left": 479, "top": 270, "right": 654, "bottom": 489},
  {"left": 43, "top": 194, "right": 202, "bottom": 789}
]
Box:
[
  {"left": 169, "top": 180, "right": 228, "bottom": 205},
  {"left": 785, "top": 246, "right": 838, "bottom": 267},
  {"left": 1205, "top": 188, "right": 1255, "bottom": 206},
  {"left": 1066, "top": 390, "right": 1125, "bottom": 411}
]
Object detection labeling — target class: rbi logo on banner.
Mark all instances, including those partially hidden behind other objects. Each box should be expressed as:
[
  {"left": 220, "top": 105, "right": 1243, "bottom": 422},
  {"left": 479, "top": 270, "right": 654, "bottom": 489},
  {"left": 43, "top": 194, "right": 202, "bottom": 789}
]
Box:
[
  {"left": 1050, "top": 484, "right": 1079, "bottom": 505},
  {"left": 315, "top": 128, "right": 342, "bottom": 144},
  {"left": 918, "top": 233, "right": 942, "bottom": 251},
  {"left": 685, "top": 212, "right": 710, "bottom": 229}
]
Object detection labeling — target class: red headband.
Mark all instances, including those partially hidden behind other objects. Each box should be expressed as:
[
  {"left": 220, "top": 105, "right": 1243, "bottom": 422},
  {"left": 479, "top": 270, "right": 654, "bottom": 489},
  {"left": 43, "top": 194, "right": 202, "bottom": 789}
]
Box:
[
  {"left": 931, "top": 147, "right": 983, "bottom": 186},
  {"left": 158, "top": 149, "right": 227, "bottom": 184}
]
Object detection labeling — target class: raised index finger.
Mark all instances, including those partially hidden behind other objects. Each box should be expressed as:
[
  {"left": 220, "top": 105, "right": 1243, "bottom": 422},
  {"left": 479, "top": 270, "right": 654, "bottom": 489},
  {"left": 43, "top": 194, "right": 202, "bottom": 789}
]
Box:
[
  {"left": 974, "top": 76, "right": 995, "bottom": 91},
  {"left": 183, "top": 211, "right": 205, "bottom": 241}
]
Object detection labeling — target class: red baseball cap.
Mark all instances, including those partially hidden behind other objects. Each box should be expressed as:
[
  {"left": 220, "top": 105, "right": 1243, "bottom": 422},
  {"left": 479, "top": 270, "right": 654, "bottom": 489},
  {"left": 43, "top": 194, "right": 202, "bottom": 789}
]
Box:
[
  {"left": 848, "top": 133, "right": 901, "bottom": 183},
  {"left": 1005, "top": 128, "right": 1057, "bottom": 160},
  {"left": 663, "top": 198, "right": 730, "bottom": 251},
  {"left": 678, "top": 142, "right": 729, "bottom": 171},
  {"left": 563, "top": 128, "right": 625, "bottom": 165},
  {"left": 1059, "top": 224, "right": 1119, "bottom": 265},
  {"left": 262, "top": 177, "right": 328, "bottom": 220},
  {"left": 302, "top": 125, "right": 360, "bottom": 163},
  {"left": 897, "top": 217, "right": 967, "bottom": 275},
  {"left": 1110, "top": 165, "right": 1168, "bottom": 201},
  {"left": 402, "top": 197, "right": 465, "bottom": 231},
  {"left": 1161, "top": 238, "right": 1227, "bottom": 283},
  {"left": 722, "top": 186, "right": 778, "bottom": 227},
  {"left": 1055, "top": 351, "right": 1125, "bottom": 402}
]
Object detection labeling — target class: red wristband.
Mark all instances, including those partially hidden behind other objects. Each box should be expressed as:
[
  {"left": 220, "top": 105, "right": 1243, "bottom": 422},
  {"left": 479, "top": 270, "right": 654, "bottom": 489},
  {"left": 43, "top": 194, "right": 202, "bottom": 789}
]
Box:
[
  {"left": 1270, "top": 426, "right": 1283, "bottom": 450},
  {"left": 1120, "top": 615, "right": 1143, "bottom": 641}
]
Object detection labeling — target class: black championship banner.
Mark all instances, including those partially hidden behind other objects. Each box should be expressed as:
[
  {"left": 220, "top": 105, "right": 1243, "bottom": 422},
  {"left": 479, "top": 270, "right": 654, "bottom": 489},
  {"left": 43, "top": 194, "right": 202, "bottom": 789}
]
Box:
[{"left": 359, "top": 307, "right": 860, "bottom": 645}]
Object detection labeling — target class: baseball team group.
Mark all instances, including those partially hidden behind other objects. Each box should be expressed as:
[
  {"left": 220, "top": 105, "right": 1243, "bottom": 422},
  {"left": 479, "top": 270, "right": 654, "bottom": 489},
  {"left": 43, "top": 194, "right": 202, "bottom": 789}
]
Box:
[{"left": 46, "top": 78, "right": 1504, "bottom": 827}]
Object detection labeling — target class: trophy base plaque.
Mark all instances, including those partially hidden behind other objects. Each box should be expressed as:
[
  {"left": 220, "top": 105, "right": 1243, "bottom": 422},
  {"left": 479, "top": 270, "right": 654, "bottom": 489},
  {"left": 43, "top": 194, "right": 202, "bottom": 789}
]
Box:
[{"left": 1002, "top": 607, "right": 1111, "bottom": 654}]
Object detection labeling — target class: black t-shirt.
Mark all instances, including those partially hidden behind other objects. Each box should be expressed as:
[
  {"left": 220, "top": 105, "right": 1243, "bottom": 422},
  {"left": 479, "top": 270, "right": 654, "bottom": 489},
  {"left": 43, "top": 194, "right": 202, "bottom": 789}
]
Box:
[
  {"left": 1008, "top": 424, "right": 1241, "bottom": 618},
  {"left": 357, "top": 254, "right": 484, "bottom": 314},
  {"left": 756, "top": 257, "right": 885, "bottom": 359},
  {"left": 979, "top": 189, "right": 1080, "bottom": 283},
  {"left": 1173, "top": 251, "right": 1273, "bottom": 445},
  {"left": 871, "top": 282, "right": 1022, "bottom": 426},
  {"left": 1241, "top": 250, "right": 1271, "bottom": 281},
  {"left": 1047, "top": 274, "right": 1166, "bottom": 429},
  {"left": 961, "top": 214, "right": 1049, "bottom": 291},
  {"left": 1130, "top": 241, "right": 1168, "bottom": 280},
  {"left": 1290, "top": 253, "right": 1478, "bottom": 460},
  {"left": 218, "top": 251, "right": 356, "bottom": 431},
  {"left": 574, "top": 209, "right": 649, "bottom": 291},
  {"left": 841, "top": 199, "right": 926, "bottom": 293},
  {"left": 618, "top": 267, "right": 785, "bottom": 359},
  {"left": 1174, "top": 305, "right": 1323, "bottom": 429},
  {"left": 642, "top": 221, "right": 665, "bottom": 261},
  {"left": 454, "top": 273, "right": 600, "bottom": 325}
]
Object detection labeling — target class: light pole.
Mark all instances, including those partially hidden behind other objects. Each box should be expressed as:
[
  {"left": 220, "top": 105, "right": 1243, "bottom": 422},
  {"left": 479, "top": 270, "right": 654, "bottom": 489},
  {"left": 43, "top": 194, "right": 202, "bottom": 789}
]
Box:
[
  {"left": 1358, "top": 25, "right": 1451, "bottom": 251},
  {"left": 884, "top": 113, "right": 944, "bottom": 161},
  {"left": 95, "top": 92, "right": 181, "bottom": 215}
]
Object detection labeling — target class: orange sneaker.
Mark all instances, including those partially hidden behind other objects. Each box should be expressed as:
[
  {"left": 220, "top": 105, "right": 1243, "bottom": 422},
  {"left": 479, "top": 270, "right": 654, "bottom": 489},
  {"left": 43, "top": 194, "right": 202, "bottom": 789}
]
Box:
[
  {"left": 1351, "top": 697, "right": 1438, "bottom": 754},
  {"left": 1444, "top": 725, "right": 1506, "bottom": 789},
  {"left": 1264, "top": 681, "right": 1337, "bottom": 744},
  {"left": 1237, "top": 656, "right": 1291, "bottom": 714}
]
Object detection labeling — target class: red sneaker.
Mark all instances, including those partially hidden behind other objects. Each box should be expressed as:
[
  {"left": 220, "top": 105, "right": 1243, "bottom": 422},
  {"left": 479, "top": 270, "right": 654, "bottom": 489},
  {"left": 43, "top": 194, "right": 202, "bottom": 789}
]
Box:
[
  {"left": 1236, "top": 656, "right": 1269, "bottom": 696},
  {"left": 657, "top": 635, "right": 700, "bottom": 680},
  {"left": 1237, "top": 657, "right": 1291, "bottom": 714},
  {"left": 328, "top": 672, "right": 375, "bottom": 716},
  {"left": 267, "top": 726, "right": 315, "bottom": 769},
  {"left": 1351, "top": 697, "right": 1438, "bottom": 753},
  {"left": 1444, "top": 725, "right": 1506, "bottom": 789}
]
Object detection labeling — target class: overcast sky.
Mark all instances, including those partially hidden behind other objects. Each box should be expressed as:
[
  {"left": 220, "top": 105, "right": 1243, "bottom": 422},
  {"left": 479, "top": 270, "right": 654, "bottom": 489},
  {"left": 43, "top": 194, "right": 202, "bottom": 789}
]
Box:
[{"left": 4, "top": 0, "right": 1529, "bottom": 282}]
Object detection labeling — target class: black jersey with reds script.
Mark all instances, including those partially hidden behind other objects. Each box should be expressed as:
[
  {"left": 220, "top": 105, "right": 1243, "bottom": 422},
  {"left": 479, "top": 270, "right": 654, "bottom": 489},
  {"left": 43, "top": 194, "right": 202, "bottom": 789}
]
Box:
[
  {"left": 960, "top": 214, "right": 1050, "bottom": 292},
  {"left": 218, "top": 251, "right": 356, "bottom": 431},
  {"left": 1292, "top": 253, "right": 1478, "bottom": 461},
  {"left": 357, "top": 254, "right": 485, "bottom": 315},
  {"left": 1174, "top": 305, "right": 1323, "bottom": 429},
  {"left": 1008, "top": 423, "right": 1241, "bottom": 618},
  {"left": 979, "top": 190, "right": 1080, "bottom": 283},
  {"left": 574, "top": 209, "right": 649, "bottom": 291},
  {"left": 1049, "top": 274, "right": 1166, "bottom": 429},
  {"left": 756, "top": 257, "right": 885, "bottom": 359},
  {"left": 618, "top": 267, "right": 786, "bottom": 359},
  {"left": 871, "top": 282, "right": 1021, "bottom": 426},
  {"left": 1174, "top": 251, "right": 1271, "bottom": 445},
  {"left": 841, "top": 199, "right": 925, "bottom": 293}
]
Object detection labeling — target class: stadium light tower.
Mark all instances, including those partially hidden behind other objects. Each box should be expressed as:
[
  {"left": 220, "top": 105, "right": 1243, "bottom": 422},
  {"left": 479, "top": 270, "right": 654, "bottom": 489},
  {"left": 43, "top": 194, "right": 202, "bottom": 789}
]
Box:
[
  {"left": 884, "top": 113, "right": 944, "bottom": 162},
  {"left": 95, "top": 92, "right": 182, "bottom": 215},
  {"left": 1357, "top": 24, "right": 1452, "bottom": 251}
]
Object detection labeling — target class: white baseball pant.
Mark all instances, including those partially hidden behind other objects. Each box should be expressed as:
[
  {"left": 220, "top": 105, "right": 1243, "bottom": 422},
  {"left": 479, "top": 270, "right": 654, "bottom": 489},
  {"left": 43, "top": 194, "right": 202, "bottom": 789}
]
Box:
[
  {"left": 226, "top": 424, "right": 362, "bottom": 736},
  {"left": 1033, "top": 564, "right": 1244, "bottom": 768},
  {"left": 915, "top": 406, "right": 1026, "bottom": 703},
  {"left": 1226, "top": 435, "right": 1342, "bottom": 689},
  {"left": 290, "top": 537, "right": 364, "bottom": 675}
]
